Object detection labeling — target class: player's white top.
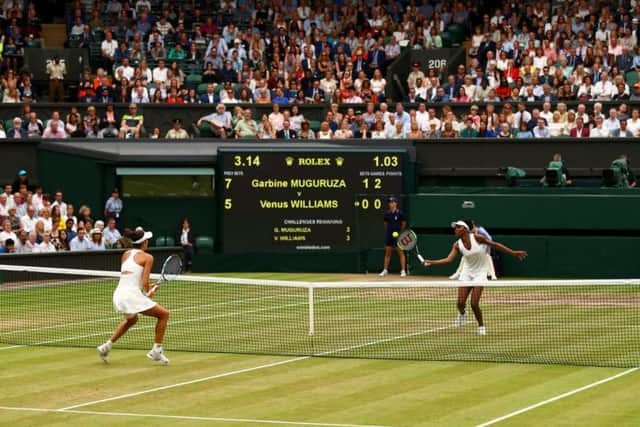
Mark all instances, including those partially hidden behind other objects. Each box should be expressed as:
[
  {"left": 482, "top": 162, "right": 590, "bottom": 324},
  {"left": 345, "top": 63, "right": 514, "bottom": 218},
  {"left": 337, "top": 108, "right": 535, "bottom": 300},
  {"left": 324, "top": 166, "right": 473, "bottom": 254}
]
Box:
[
  {"left": 457, "top": 233, "right": 490, "bottom": 281},
  {"left": 112, "top": 249, "right": 156, "bottom": 316}
]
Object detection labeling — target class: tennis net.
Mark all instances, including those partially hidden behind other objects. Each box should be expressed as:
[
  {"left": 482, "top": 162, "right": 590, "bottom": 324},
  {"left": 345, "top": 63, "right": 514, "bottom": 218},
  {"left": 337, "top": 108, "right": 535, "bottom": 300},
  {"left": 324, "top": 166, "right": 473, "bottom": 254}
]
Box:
[{"left": 1, "top": 264, "right": 639, "bottom": 368}]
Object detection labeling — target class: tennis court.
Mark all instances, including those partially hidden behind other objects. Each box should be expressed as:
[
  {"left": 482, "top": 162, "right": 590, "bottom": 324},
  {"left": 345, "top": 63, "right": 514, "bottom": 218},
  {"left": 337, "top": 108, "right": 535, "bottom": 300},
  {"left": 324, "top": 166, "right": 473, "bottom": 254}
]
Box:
[{"left": 1, "top": 270, "right": 639, "bottom": 426}]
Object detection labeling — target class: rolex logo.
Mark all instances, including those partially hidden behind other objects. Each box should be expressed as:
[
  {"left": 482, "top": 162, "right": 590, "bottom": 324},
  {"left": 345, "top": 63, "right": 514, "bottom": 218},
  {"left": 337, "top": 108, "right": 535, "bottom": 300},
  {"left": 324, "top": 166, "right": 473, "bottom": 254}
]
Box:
[
  {"left": 285, "top": 157, "right": 294, "bottom": 167},
  {"left": 335, "top": 157, "right": 344, "bottom": 167}
]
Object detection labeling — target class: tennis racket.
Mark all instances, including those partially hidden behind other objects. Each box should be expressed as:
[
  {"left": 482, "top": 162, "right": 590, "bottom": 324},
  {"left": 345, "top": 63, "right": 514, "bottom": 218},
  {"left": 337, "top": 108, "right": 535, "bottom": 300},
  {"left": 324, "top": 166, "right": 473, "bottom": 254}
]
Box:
[
  {"left": 147, "top": 254, "right": 183, "bottom": 296},
  {"left": 396, "top": 229, "right": 425, "bottom": 264}
]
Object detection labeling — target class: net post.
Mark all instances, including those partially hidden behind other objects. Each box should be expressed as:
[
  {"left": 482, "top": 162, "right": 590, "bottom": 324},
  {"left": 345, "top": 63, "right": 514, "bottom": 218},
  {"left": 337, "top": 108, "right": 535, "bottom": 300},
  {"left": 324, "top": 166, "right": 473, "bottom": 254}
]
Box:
[{"left": 308, "top": 286, "right": 315, "bottom": 336}]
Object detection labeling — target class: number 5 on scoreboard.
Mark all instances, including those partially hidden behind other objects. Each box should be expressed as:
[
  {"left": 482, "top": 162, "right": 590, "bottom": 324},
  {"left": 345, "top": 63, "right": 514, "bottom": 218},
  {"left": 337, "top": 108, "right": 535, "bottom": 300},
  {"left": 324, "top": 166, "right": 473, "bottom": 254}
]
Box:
[{"left": 224, "top": 199, "right": 232, "bottom": 209}]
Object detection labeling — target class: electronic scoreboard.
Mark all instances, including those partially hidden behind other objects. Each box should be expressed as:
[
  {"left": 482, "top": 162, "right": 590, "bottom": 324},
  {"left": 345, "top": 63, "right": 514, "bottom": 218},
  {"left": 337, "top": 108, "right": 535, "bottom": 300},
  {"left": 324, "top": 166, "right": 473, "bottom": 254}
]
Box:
[{"left": 219, "top": 149, "right": 407, "bottom": 253}]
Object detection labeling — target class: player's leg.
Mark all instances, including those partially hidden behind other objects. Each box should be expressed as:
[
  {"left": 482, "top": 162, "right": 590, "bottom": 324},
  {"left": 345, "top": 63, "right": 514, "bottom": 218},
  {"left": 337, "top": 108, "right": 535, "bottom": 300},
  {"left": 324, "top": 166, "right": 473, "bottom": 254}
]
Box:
[
  {"left": 97, "top": 314, "right": 138, "bottom": 362},
  {"left": 455, "top": 287, "right": 472, "bottom": 327},
  {"left": 142, "top": 304, "right": 170, "bottom": 364},
  {"left": 395, "top": 246, "right": 407, "bottom": 276},
  {"left": 380, "top": 246, "right": 393, "bottom": 276},
  {"left": 470, "top": 286, "right": 486, "bottom": 335}
]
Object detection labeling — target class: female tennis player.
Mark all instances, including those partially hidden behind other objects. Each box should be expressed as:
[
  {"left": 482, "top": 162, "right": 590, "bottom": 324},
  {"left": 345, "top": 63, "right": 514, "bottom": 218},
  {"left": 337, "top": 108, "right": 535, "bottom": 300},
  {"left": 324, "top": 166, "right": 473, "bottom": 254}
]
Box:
[
  {"left": 97, "top": 228, "right": 170, "bottom": 364},
  {"left": 423, "top": 220, "right": 527, "bottom": 336}
]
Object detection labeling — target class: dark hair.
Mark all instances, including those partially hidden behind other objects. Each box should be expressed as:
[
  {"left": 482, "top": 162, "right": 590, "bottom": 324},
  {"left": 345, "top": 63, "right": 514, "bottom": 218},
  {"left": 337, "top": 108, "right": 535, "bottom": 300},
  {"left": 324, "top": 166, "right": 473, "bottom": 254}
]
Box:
[
  {"left": 463, "top": 219, "right": 476, "bottom": 229},
  {"left": 124, "top": 228, "right": 145, "bottom": 246},
  {"left": 4, "top": 238, "right": 14, "bottom": 246}
]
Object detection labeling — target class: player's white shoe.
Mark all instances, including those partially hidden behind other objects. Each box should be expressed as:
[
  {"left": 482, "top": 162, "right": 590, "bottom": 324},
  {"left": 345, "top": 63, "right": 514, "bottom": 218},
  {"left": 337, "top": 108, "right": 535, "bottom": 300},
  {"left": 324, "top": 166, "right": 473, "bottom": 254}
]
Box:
[
  {"left": 379, "top": 269, "right": 388, "bottom": 277},
  {"left": 454, "top": 312, "right": 467, "bottom": 328},
  {"left": 478, "top": 326, "right": 487, "bottom": 336},
  {"left": 97, "top": 342, "right": 111, "bottom": 363},
  {"left": 400, "top": 270, "right": 407, "bottom": 277},
  {"left": 147, "top": 348, "right": 170, "bottom": 365}
]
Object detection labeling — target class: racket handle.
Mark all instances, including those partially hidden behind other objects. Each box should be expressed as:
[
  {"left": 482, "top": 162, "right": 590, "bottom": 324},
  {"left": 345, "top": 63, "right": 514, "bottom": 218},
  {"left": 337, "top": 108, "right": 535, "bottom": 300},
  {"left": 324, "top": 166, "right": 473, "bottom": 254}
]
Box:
[
  {"left": 146, "top": 284, "right": 159, "bottom": 297},
  {"left": 417, "top": 255, "right": 425, "bottom": 263}
]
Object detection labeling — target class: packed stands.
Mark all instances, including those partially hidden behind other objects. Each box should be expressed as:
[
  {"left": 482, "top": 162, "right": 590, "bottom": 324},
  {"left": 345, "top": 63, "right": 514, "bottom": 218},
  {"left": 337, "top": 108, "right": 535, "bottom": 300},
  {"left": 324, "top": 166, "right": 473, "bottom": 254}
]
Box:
[{"left": 1, "top": 1, "right": 640, "bottom": 139}]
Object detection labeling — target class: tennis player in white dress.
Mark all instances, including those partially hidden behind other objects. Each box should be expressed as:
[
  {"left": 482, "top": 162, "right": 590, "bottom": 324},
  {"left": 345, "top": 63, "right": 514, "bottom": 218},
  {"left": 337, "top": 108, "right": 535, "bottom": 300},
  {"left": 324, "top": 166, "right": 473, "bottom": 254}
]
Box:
[
  {"left": 97, "top": 228, "right": 170, "bottom": 364},
  {"left": 423, "top": 220, "right": 527, "bottom": 335}
]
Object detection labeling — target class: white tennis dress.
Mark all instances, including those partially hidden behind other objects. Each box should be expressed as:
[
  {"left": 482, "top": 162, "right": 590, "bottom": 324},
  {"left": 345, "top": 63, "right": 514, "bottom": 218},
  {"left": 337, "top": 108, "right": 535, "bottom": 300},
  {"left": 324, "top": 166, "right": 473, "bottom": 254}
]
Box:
[
  {"left": 112, "top": 249, "right": 157, "bottom": 316},
  {"left": 457, "top": 234, "right": 490, "bottom": 283}
]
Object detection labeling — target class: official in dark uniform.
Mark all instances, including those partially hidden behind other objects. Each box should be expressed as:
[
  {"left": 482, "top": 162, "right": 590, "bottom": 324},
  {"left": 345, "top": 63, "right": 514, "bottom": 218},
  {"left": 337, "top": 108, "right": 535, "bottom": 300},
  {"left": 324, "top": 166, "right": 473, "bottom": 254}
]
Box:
[{"left": 380, "top": 196, "right": 407, "bottom": 277}]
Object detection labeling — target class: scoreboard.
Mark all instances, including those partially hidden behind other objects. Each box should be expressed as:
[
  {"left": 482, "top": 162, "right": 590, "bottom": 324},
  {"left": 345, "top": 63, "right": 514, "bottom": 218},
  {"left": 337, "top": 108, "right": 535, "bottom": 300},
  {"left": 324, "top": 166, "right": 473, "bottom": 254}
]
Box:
[{"left": 219, "top": 149, "right": 407, "bottom": 253}]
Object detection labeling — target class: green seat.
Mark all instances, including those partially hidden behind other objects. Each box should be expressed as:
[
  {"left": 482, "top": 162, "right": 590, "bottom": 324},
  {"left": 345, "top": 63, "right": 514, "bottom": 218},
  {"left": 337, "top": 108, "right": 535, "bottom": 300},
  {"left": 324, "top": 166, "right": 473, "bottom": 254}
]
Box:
[
  {"left": 197, "top": 83, "right": 209, "bottom": 95},
  {"left": 26, "top": 39, "right": 42, "bottom": 48},
  {"left": 625, "top": 70, "right": 639, "bottom": 86},
  {"left": 309, "top": 120, "right": 321, "bottom": 132},
  {"left": 164, "top": 236, "right": 176, "bottom": 246},
  {"left": 447, "top": 24, "right": 464, "bottom": 46},
  {"left": 155, "top": 236, "right": 167, "bottom": 247},
  {"left": 196, "top": 236, "right": 214, "bottom": 253},
  {"left": 4, "top": 119, "right": 13, "bottom": 131},
  {"left": 186, "top": 74, "right": 202, "bottom": 85},
  {"left": 440, "top": 31, "right": 452, "bottom": 48},
  {"left": 198, "top": 122, "right": 213, "bottom": 137}
]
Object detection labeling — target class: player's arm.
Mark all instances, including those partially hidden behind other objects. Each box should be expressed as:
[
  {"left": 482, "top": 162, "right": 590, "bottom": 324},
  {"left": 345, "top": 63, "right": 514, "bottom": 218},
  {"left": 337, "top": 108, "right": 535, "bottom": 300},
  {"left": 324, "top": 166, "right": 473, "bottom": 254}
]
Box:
[
  {"left": 476, "top": 235, "right": 527, "bottom": 260},
  {"left": 139, "top": 253, "right": 155, "bottom": 295},
  {"left": 424, "top": 243, "right": 459, "bottom": 266}
]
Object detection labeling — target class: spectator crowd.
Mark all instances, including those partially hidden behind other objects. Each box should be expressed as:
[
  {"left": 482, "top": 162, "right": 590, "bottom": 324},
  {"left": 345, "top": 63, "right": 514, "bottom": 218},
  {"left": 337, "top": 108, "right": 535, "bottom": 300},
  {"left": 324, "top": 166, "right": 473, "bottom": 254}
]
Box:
[
  {"left": 2, "top": 0, "right": 640, "bottom": 139},
  {"left": 0, "top": 170, "right": 126, "bottom": 253}
]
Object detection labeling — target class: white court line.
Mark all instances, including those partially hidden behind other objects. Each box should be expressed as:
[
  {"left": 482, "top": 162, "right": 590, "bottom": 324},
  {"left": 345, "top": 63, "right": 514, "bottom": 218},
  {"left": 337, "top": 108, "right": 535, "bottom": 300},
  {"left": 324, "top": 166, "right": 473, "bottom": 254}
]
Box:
[
  {"left": 475, "top": 367, "right": 639, "bottom": 426},
  {"left": 0, "top": 406, "right": 393, "bottom": 427},
  {"left": 60, "top": 323, "right": 451, "bottom": 410},
  {"left": 0, "top": 295, "right": 350, "bottom": 351}
]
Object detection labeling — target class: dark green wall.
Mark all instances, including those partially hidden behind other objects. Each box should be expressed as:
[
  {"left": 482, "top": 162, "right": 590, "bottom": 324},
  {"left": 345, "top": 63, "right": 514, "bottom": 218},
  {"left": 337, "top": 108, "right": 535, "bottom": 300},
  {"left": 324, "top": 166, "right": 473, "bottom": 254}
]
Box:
[
  {"left": 122, "top": 197, "right": 215, "bottom": 241},
  {"left": 409, "top": 190, "right": 640, "bottom": 231},
  {"left": 37, "top": 150, "right": 216, "bottom": 243}
]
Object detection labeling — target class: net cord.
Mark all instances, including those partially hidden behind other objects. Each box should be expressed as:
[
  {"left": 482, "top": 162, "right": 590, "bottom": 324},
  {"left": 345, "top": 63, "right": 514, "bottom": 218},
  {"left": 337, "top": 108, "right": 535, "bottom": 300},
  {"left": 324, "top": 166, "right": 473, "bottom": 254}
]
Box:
[{"left": 0, "top": 264, "right": 639, "bottom": 289}]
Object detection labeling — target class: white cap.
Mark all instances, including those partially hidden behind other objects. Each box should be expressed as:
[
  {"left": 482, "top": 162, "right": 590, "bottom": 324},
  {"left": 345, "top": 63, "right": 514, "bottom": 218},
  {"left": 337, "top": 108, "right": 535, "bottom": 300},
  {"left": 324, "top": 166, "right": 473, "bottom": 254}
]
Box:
[
  {"left": 133, "top": 229, "right": 153, "bottom": 244},
  {"left": 451, "top": 220, "right": 470, "bottom": 231}
]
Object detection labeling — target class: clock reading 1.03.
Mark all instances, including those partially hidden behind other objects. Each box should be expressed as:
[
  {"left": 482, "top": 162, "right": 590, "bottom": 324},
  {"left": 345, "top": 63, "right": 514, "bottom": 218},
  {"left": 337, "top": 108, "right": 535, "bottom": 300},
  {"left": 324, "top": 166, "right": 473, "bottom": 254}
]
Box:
[{"left": 219, "top": 149, "right": 406, "bottom": 253}]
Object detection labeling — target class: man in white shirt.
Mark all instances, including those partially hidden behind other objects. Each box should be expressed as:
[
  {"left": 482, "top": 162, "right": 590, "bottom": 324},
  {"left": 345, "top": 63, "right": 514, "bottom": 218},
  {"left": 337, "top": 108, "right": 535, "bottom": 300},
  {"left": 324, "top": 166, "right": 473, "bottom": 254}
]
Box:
[
  {"left": 115, "top": 58, "right": 135, "bottom": 81},
  {"left": 102, "top": 218, "right": 121, "bottom": 247},
  {"left": 20, "top": 206, "right": 37, "bottom": 233},
  {"left": 415, "top": 103, "right": 430, "bottom": 132},
  {"left": 3, "top": 184, "right": 14, "bottom": 209},
  {"left": 533, "top": 119, "right": 551, "bottom": 138},
  {"left": 590, "top": 117, "right": 610, "bottom": 137},
  {"left": 70, "top": 228, "right": 93, "bottom": 251},
  {"left": 22, "top": 232, "right": 38, "bottom": 253},
  {"left": 152, "top": 59, "right": 169, "bottom": 84},
  {"left": 101, "top": 31, "right": 118, "bottom": 64},
  {"left": 197, "top": 103, "right": 232, "bottom": 137},
  {"left": 36, "top": 233, "right": 56, "bottom": 253},
  {"left": 513, "top": 103, "right": 532, "bottom": 130},
  {"left": 50, "top": 191, "right": 67, "bottom": 215},
  {"left": 603, "top": 108, "right": 621, "bottom": 133},
  {"left": 539, "top": 102, "right": 553, "bottom": 124},
  {"left": 592, "top": 72, "right": 614, "bottom": 100},
  {"left": 0, "top": 194, "right": 9, "bottom": 216}
]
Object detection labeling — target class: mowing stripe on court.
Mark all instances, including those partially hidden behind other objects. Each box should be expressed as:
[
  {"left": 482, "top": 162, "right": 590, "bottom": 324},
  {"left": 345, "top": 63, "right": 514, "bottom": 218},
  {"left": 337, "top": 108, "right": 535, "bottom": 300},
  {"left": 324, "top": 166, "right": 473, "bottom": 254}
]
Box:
[
  {"left": 0, "top": 295, "right": 352, "bottom": 351},
  {"left": 475, "top": 367, "right": 639, "bottom": 426},
  {"left": 0, "top": 406, "right": 393, "bottom": 427},
  {"left": 59, "top": 324, "right": 452, "bottom": 410}
]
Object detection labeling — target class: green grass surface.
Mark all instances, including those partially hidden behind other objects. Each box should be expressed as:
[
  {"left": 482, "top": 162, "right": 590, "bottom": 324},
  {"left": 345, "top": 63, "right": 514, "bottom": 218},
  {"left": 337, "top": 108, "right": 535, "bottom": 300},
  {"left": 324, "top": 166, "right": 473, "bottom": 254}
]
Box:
[{"left": 1, "top": 272, "right": 640, "bottom": 426}]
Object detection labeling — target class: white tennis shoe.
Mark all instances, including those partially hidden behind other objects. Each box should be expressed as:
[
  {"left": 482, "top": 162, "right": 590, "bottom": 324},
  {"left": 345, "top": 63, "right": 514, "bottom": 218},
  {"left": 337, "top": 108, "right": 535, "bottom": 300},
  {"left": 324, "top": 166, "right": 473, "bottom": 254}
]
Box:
[
  {"left": 379, "top": 269, "right": 388, "bottom": 277},
  {"left": 97, "top": 342, "right": 111, "bottom": 363},
  {"left": 478, "top": 326, "right": 487, "bottom": 336},
  {"left": 454, "top": 312, "right": 467, "bottom": 328},
  {"left": 400, "top": 270, "right": 407, "bottom": 277},
  {"left": 147, "top": 348, "right": 170, "bottom": 365}
]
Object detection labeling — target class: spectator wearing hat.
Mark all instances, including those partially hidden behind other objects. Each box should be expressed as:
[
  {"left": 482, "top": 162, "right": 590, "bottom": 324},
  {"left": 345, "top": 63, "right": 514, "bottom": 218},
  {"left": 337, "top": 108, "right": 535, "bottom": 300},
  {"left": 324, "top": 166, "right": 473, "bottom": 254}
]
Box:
[
  {"left": 90, "top": 228, "right": 106, "bottom": 250},
  {"left": 406, "top": 62, "right": 425, "bottom": 89},
  {"left": 166, "top": 119, "right": 190, "bottom": 139},
  {"left": 12, "top": 170, "right": 29, "bottom": 193}
]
